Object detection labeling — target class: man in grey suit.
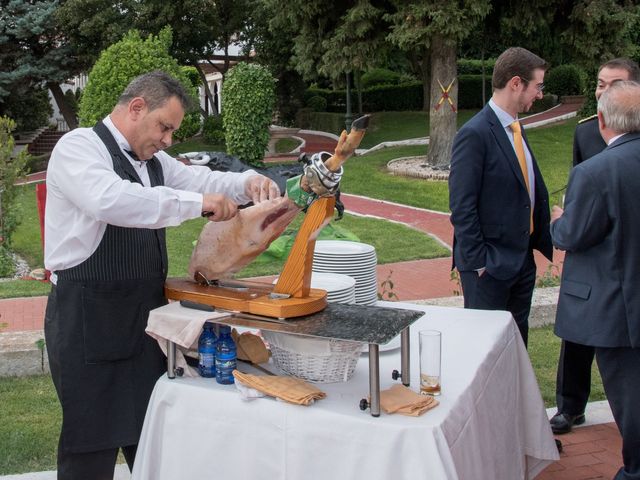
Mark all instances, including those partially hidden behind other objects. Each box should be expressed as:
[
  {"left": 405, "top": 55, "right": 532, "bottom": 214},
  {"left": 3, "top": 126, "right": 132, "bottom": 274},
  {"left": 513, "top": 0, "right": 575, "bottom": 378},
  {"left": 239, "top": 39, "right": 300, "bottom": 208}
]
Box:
[
  {"left": 551, "top": 80, "right": 640, "bottom": 480},
  {"left": 551, "top": 58, "right": 640, "bottom": 435},
  {"left": 449, "top": 47, "right": 553, "bottom": 347}
]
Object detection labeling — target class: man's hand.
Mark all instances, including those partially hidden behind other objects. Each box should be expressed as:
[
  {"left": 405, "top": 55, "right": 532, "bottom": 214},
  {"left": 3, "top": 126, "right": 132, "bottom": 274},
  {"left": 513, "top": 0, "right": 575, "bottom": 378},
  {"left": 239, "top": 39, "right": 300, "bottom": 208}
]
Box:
[
  {"left": 551, "top": 205, "right": 564, "bottom": 223},
  {"left": 245, "top": 175, "right": 280, "bottom": 204},
  {"left": 202, "top": 194, "right": 238, "bottom": 222}
]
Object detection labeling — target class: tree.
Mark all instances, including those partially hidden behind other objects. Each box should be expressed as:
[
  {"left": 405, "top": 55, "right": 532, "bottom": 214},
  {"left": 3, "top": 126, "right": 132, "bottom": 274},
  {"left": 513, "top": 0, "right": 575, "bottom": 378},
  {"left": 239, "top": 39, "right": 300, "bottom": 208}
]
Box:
[
  {"left": 0, "top": 0, "right": 87, "bottom": 130},
  {"left": 128, "top": 0, "right": 252, "bottom": 115},
  {"left": 246, "top": 0, "right": 308, "bottom": 125},
  {"left": 78, "top": 28, "right": 200, "bottom": 141},
  {"left": 387, "top": 1, "right": 491, "bottom": 168},
  {"left": 57, "top": 0, "right": 254, "bottom": 116}
]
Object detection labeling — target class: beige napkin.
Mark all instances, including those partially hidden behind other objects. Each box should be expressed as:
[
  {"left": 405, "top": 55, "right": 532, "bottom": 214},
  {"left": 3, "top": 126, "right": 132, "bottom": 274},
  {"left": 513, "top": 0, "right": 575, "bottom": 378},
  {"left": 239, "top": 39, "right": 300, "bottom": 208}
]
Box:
[
  {"left": 379, "top": 384, "right": 439, "bottom": 416},
  {"left": 231, "top": 329, "right": 270, "bottom": 364},
  {"left": 233, "top": 371, "right": 326, "bottom": 405},
  {"left": 145, "top": 302, "right": 231, "bottom": 377}
]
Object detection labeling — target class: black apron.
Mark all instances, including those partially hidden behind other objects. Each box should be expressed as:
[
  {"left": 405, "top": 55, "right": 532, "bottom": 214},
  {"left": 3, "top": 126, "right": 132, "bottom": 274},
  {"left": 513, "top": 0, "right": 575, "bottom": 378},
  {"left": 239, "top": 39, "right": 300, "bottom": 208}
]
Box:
[{"left": 45, "top": 121, "right": 168, "bottom": 453}]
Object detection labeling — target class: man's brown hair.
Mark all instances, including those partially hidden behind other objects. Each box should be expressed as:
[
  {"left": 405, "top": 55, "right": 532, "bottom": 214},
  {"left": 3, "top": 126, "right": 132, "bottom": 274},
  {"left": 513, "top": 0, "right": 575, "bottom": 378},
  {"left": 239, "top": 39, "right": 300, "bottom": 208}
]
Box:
[{"left": 492, "top": 47, "right": 548, "bottom": 90}]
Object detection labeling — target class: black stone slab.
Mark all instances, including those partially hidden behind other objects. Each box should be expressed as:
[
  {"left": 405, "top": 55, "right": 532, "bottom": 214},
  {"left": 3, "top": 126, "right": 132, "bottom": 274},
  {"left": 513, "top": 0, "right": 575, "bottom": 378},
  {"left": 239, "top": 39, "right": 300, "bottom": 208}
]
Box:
[{"left": 210, "top": 303, "right": 425, "bottom": 345}]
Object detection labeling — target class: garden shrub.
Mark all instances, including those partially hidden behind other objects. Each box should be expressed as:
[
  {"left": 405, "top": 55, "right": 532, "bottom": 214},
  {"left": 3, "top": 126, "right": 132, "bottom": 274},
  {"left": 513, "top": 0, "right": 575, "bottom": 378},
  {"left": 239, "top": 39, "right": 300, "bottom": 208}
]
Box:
[
  {"left": 306, "top": 95, "right": 327, "bottom": 112},
  {"left": 545, "top": 64, "right": 586, "bottom": 97},
  {"left": 360, "top": 68, "right": 402, "bottom": 88},
  {"left": 222, "top": 62, "right": 276, "bottom": 166},
  {"left": 78, "top": 27, "right": 200, "bottom": 141},
  {"left": 0, "top": 116, "right": 29, "bottom": 276},
  {"left": 202, "top": 114, "right": 225, "bottom": 145},
  {"left": 457, "top": 74, "right": 488, "bottom": 109}
]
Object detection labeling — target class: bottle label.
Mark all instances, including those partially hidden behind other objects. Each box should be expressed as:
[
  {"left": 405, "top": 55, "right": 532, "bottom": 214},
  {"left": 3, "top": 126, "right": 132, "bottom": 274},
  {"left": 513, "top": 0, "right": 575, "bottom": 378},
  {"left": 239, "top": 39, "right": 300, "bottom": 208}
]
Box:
[{"left": 199, "top": 353, "right": 215, "bottom": 365}]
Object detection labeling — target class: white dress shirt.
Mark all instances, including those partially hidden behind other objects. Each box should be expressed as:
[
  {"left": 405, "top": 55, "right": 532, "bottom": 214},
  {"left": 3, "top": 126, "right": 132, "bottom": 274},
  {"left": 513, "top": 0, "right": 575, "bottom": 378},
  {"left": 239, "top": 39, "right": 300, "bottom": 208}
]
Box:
[{"left": 45, "top": 115, "right": 256, "bottom": 280}]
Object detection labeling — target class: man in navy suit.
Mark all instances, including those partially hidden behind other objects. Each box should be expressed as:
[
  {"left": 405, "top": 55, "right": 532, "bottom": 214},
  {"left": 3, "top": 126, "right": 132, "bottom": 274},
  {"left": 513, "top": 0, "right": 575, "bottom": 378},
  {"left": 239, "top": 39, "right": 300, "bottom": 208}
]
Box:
[
  {"left": 551, "top": 80, "right": 640, "bottom": 480},
  {"left": 449, "top": 47, "right": 553, "bottom": 347},
  {"left": 551, "top": 58, "right": 640, "bottom": 435}
]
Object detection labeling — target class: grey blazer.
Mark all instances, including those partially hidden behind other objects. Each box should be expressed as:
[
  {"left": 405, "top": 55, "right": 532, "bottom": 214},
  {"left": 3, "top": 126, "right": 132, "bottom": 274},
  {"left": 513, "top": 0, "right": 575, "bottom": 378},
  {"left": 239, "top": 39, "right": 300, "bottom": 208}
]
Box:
[{"left": 552, "top": 132, "right": 640, "bottom": 347}]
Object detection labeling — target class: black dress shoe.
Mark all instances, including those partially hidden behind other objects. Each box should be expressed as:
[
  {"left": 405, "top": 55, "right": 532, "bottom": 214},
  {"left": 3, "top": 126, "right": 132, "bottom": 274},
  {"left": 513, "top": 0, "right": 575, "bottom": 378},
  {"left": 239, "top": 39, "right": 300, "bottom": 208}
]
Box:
[{"left": 550, "top": 412, "right": 586, "bottom": 434}]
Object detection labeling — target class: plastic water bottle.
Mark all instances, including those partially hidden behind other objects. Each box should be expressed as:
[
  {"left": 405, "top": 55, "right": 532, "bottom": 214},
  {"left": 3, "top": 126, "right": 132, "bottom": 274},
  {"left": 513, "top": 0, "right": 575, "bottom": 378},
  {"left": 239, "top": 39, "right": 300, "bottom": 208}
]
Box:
[
  {"left": 198, "top": 322, "right": 217, "bottom": 378},
  {"left": 215, "top": 325, "right": 237, "bottom": 384}
]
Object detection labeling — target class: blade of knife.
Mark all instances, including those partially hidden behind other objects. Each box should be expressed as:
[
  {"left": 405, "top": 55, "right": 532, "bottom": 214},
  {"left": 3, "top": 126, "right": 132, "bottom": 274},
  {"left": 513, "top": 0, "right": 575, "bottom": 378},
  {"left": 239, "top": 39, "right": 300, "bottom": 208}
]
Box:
[
  {"left": 194, "top": 271, "right": 290, "bottom": 299},
  {"left": 179, "top": 300, "right": 295, "bottom": 326}
]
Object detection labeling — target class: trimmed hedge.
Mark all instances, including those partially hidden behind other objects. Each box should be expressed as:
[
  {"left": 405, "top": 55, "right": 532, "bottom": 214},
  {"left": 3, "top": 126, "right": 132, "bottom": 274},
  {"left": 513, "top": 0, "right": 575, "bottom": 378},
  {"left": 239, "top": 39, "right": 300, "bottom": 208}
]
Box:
[
  {"left": 545, "top": 64, "right": 586, "bottom": 97},
  {"left": 360, "top": 68, "right": 402, "bottom": 88},
  {"left": 305, "top": 75, "right": 490, "bottom": 112},
  {"left": 457, "top": 58, "right": 496, "bottom": 75},
  {"left": 78, "top": 28, "right": 200, "bottom": 141},
  {"left": 222, "top": 62, "right": 276, "bottom": 166}
]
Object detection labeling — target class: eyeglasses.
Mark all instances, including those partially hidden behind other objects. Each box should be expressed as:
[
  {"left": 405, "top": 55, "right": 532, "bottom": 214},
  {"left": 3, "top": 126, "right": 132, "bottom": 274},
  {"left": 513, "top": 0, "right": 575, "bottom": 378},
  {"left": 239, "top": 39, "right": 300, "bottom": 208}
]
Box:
[{"left": 520, "top": 77, "right": 545, "bottom": 93}]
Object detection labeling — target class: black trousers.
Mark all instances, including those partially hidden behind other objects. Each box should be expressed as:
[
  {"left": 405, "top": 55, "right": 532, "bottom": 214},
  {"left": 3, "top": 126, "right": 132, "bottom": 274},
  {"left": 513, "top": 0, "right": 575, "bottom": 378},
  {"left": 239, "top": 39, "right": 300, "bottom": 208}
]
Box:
[
  {"left": 596, "top": 346, "right": 640, "bottom": 480},
  {"left": 555, "top": 340, "right": 595, "bottom": 415},
  {"left": 459, "top": 252, "right": 536, "bottom": 347},
  {"left": 57, "top": 441, "right": 137, "bottom": 480}
]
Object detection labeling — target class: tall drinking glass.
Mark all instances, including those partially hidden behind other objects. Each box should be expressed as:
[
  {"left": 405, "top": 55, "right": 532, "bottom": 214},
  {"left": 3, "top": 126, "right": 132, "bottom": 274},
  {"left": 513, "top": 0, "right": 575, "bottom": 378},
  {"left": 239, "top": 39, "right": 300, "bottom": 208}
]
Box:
[{"left": 419, "top": 330, "right": 441, "bottom": 396}]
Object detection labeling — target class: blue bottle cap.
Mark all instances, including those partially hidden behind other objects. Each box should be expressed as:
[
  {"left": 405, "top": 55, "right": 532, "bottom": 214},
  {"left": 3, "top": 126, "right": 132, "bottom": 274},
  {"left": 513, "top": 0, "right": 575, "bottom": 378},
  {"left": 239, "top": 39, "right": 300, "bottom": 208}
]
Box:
[{"left": 218, "top": 325, "right": 231, "bottom": 335}]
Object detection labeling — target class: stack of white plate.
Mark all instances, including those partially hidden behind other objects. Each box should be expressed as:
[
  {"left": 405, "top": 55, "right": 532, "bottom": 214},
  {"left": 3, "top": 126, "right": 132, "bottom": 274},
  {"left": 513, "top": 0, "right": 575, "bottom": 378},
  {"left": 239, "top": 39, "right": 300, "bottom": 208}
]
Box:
[
  {"left": 273, "top": 272, "right": 356, "bottom": 304},
  {"left": 312, "top": 240, "right": 378, "bottom": 306}
]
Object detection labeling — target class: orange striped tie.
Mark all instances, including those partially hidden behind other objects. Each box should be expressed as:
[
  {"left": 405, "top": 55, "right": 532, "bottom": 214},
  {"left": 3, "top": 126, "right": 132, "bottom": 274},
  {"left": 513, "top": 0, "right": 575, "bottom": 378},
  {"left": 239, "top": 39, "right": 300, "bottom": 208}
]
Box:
[{"left": 510, "top": 121, "right": 534, "bottom": 234}]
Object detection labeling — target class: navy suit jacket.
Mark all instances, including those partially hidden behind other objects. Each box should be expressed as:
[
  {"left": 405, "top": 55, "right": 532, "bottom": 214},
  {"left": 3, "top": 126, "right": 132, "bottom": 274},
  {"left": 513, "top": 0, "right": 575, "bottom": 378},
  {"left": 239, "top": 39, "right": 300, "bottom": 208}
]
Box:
[
  {"left": 573, "top": 116, "right": 606, "bottom": 166},
  {"left": 552, "top": 132, "right": 640, "bottom": 348},
  {"left": 449, "top": 104, "right": 553, "bottom": 281}
]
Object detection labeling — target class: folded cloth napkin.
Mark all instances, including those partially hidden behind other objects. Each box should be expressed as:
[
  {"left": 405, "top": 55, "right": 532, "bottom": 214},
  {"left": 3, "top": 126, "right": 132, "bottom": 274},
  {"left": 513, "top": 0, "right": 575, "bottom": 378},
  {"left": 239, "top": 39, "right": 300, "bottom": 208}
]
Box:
[
  {"left": 145, "top": 302, "right": 231, "bottom": 377},
  {"left": 233, "top": 370, "right": 326, "bottom": 406},
  {"left": 380, "top": 384, "right": 439, "bottom": 416},
  {"left": 231, "top": 329, "right": 270, "bottom": 364}
]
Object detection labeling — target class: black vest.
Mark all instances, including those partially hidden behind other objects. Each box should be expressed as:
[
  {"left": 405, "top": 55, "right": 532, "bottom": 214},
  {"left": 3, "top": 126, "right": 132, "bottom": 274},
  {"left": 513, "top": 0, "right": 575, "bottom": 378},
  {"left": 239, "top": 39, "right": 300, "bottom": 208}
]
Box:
[{"left": 56, "top": 121, "right": 168, "bottom": 281}]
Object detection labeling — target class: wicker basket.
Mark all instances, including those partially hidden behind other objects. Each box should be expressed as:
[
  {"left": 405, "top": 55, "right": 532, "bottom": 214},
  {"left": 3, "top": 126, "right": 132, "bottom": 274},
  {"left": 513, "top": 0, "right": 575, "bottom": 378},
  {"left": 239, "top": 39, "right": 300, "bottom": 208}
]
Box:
[{"left": 262, "top": 331, "right": 363, "bottom": 383}]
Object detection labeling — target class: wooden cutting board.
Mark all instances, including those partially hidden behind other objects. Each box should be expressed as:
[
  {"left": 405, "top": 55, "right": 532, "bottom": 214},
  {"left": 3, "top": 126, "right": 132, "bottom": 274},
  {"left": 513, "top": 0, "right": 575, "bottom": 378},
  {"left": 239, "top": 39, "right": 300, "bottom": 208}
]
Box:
[{"left": 165, "top": 278, "right": 328, "bottom": 319}]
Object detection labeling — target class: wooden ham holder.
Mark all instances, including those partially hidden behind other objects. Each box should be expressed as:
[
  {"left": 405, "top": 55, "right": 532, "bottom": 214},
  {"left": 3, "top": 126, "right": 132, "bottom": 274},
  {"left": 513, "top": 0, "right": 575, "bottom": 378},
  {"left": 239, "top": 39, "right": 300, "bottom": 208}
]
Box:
[
  {"left": 165, "top": 116, "right": 369, "bottom": 319},
  {"left": 165, "top": 196, "right": 335, "bottom": 318}
]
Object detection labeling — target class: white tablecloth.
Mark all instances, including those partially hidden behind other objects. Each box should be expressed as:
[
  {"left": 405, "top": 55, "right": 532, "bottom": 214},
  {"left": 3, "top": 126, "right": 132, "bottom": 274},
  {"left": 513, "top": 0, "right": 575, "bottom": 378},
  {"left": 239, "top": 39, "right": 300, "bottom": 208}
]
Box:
[{"left": 132, "top": 302, "right": 558, "bottom": 480}]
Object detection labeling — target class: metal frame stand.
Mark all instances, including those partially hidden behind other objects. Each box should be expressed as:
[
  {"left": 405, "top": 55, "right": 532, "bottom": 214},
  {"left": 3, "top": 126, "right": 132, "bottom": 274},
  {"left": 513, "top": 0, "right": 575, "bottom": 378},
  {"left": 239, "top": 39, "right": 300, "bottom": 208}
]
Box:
[
  {"left": 167, "top": 340, "right": 184, "bottom": 378},
  {"left": 360, "top": 326, "right": 411, "bottom": 417}
]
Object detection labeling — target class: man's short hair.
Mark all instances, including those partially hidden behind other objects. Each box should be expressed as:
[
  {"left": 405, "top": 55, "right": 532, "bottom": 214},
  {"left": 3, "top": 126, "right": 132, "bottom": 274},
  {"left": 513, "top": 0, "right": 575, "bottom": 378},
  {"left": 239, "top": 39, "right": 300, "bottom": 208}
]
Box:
[
  {"left": 598, "top": 80, "right": 640, "bottom": 133},
  {"left": 598, "top": 58, "right": 640, "bottom": 83},
  {"left": 117, "top": 70, "right": 193, "bottom": 112},
  {"left": 492, "top": 47, "right": 548, "bottom": 90}
]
